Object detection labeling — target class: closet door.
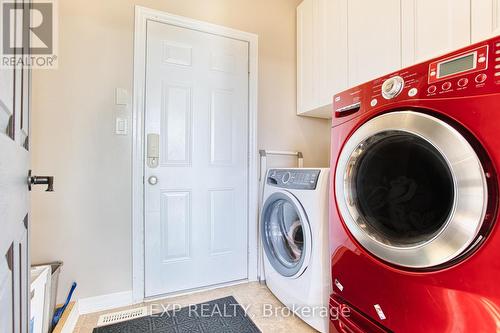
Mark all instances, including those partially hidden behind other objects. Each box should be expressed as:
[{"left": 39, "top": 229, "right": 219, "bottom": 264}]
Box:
[
  {"left": 347, "top": 0, "right": 402, "bottom": 87},
  {"left": 402, "top": 0, "right": 471, "bottom": 67}
]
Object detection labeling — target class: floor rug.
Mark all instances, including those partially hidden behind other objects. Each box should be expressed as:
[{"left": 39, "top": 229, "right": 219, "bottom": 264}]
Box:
[{"left": 93, "top": 296, "right": 261, "bottom": 333}]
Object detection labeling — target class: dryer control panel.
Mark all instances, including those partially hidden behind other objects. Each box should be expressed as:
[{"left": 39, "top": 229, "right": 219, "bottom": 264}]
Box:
[
  {"left": 332, "top": 34, "right": 500, "bottom": 125},
  {"left": 267, "top": 169, "right": 321, "bottom": 190}
]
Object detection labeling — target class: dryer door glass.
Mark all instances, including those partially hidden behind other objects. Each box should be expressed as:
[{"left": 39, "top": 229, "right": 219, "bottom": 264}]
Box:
[
  {"left": 261, "top": 193, "right": 309, "bottom": 277},
  {"left": 335, "top": 111, "right": 488, "bottom": 269}
]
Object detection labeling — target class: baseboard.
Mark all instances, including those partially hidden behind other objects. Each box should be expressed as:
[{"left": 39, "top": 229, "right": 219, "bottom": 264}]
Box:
[{"left": 77, "top": 290, "right": 135, "bottom": 315}]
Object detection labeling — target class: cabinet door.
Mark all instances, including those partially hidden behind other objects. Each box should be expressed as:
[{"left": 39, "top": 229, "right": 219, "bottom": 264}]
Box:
[
  {"left": 347, "top": 0, "right": 402, "bottom": 87},
  {"left": 471, "top": 0, "right": 500, "bottom": 43},
  {"left": 318, "top": 0, "right": 348, "bottom": 106},
  {"left": 297, "top": 0, "right": 318, "bottom": 114},
  {"left": 402, "top": 0, "right": 471, "bottom": 67}
]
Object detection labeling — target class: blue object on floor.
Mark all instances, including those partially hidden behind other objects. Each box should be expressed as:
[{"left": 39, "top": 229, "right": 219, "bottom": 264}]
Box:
[{"left": 51, "top": 282, "right": 77, "bottom": 329}]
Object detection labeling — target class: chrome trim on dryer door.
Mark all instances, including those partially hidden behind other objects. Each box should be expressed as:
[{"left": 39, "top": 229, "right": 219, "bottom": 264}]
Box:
[{"left": 335, "top": 111, "right": 488, "bottom": 269}]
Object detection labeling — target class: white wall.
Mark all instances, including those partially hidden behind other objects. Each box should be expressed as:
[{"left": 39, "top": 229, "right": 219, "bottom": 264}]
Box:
[{"left": 31, "top": 0, "right": 331, "bottom": 303}]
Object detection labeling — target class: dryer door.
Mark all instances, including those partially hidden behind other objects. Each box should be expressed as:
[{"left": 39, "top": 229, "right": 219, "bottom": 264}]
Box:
[
  {"left": 261, "top": 191, "right": 312, "bottom": 278},
  {"left": 335, "top": 111, "right": 488, "bottom": 269}
]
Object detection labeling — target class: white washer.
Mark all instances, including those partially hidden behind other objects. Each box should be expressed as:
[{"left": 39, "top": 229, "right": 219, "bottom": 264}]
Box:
[{"left": 261, "top": 168, "right": 330, "bottom": 332}]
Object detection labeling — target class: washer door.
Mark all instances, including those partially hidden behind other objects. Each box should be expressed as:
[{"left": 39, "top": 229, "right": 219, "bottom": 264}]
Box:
[
  {"left": 335, "top": 111, "right": 488, "bottom": 269},
  {"left": 261, "top": 191, "right": 312, "bottom": 278}
]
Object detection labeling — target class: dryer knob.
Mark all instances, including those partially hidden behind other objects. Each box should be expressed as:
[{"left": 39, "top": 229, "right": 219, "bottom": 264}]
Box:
[
  {"left": 381, "top": 76, "right": 405, "bottom": 100},
  {"left": 282, "top": 172, "right": 291, "bottom": 184}
]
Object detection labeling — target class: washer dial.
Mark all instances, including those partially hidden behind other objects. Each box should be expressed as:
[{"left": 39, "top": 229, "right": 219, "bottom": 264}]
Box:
[{"left": 381, "top": 76, "right": 405, "bottom": 99}]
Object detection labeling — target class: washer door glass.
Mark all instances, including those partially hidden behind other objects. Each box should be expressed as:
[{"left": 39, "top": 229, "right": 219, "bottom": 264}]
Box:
[
  {"left": 261, "top": 192, "right": 309, "bottom": 277},
  {"left": 354, "top": 132, "right": 454, "bottom": 245},
  {"left": 335, "top": 111, "right": 488, "bottom": 268}
]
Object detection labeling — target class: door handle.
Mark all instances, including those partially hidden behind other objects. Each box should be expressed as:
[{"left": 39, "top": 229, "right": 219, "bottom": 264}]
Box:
[
  {"left": 148, "top": 176, "right": 158, "bottom": 185},
  {"left": 28, "top": 170, "right": 54, "bottom": 192}
]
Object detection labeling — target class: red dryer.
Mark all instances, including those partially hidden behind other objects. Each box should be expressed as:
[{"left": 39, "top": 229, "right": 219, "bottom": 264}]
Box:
[{"left": 329, "top": 35, "right": 500, "bottom": 332}]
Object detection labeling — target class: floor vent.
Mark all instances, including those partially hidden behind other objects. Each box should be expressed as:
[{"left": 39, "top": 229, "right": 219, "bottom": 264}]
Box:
[{"left": 97, "top": 306, "right": 148, "bottom": 326}]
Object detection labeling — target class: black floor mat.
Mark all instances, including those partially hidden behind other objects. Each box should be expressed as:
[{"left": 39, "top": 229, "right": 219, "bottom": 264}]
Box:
[{"left": 93, "top": 296, "right": 261, "bottom": 333}]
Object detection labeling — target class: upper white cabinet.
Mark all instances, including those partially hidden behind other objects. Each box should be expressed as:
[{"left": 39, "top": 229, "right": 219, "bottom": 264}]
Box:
[
  {"left": 471, "top": 0, "right": 500, "bottom": 42},
  {"left": 297, "top": 0, "right": 348, "bottom": 117},
  {"left": 297, "top": 0, "right": 498, "bottom": 118},
  {"left": 297, "top": 0, "right": 317, "bottom": 115},
  {"left": 401, "top": 0, "right": 471, "bottom": 67},
  {"left": 347, "top": 0, "right": 402, "bottom": 87},
  {"left": 318, "top": 0, "right": 348, "bottom": 109}
]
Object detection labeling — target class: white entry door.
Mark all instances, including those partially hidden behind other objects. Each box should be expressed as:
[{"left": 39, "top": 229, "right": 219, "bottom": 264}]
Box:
[{"left": 144, "top": 21, "right": 249, "bottom": 297}]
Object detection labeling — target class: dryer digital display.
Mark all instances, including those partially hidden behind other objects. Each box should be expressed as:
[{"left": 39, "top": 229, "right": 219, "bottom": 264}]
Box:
[
  {"left": 428, "top": 44, "right": 489, "bottom": 83},
  {"left": 438, "top": 53, "right": 475, "bottom": 78}
]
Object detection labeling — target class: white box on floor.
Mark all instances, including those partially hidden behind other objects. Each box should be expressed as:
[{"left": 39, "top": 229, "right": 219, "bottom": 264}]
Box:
[{"left": 30, "top": 266, "right": 51, "bottom": 333}]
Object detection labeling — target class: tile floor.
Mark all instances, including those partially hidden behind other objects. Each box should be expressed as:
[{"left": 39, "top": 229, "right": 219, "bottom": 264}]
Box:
[{"left": 73, "top": 282, "right": 317, "bottom": 332}]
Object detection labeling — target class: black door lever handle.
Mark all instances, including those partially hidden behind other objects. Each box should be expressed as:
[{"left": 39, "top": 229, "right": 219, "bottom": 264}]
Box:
[{"left": 28, "top": 170, "right": 54, "bottom": 192}]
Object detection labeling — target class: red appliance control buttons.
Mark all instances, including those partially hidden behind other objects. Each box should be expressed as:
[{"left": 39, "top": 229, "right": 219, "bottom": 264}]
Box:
[
  {"left": 475, "top": 73, "right": 487, "bottom": 83},
  {"left": 427, "top": 85, "right": 437, "bottom": 94},
  {"left": 408, "top": 88, "right": 418, "bottom": 97},
  {"left": 442, "top": 82, "right": 452, "bottom": 90},
  {"left": 458, "top": 78, "right": 469, "bottom": 87}
]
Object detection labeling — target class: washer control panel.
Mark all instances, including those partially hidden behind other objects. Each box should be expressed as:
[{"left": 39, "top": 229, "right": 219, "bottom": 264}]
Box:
[
  {"left": 428, "top": 45, "right": 488, "bottom": 84},
  {"left": 267, "top": 169, "right": 321, "bottom": 190},
  {"left": 333, "top": 35, "right": 500, "bottom": 121}
]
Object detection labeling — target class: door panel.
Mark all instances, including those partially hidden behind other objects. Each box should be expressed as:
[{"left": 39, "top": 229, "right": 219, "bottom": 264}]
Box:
[
  {"left": 0, "top": 67, "right": 15, "bottom": 137},
  {"left": 144, "top": 21, "right": 249, "bottom": 297},
  {"left": 297, "top": 0, "right": 317, "bottom": 113},
  {"left": 160, "top": 190, "right": 191, "bottom": 262},
  {"left": 347, "top": 0, "right": 402, "bottom": 86},
  {"left": 0, "top": 245, "right": 14, "bottom": 333},
  {"left": 208, "top": 189, "right": 236, "bottom": 255},
  {"left": 161, "top": 84, "right": 192, "bottom": 166},
  {"left": 471, "top": 0, "right": 500, "bottom": 43},
  {"left": 209, "top": 90, "right": 234, "bottom": 165},
  {"left": 402, "top": 0, "right": 471, "bottom": 66}
]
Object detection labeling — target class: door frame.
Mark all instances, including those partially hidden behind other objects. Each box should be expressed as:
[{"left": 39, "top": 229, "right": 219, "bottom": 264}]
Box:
[{"left": 132, "top": 6, "right": 259, "bottom": 302}]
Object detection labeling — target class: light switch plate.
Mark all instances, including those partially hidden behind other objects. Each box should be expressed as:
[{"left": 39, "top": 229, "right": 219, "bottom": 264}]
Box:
[
  {"left": 115, "top": 117, "right": 128, "bottom": 135},
  {"left": 115, "top": 88, "right": 129, "bottom": 105}
]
